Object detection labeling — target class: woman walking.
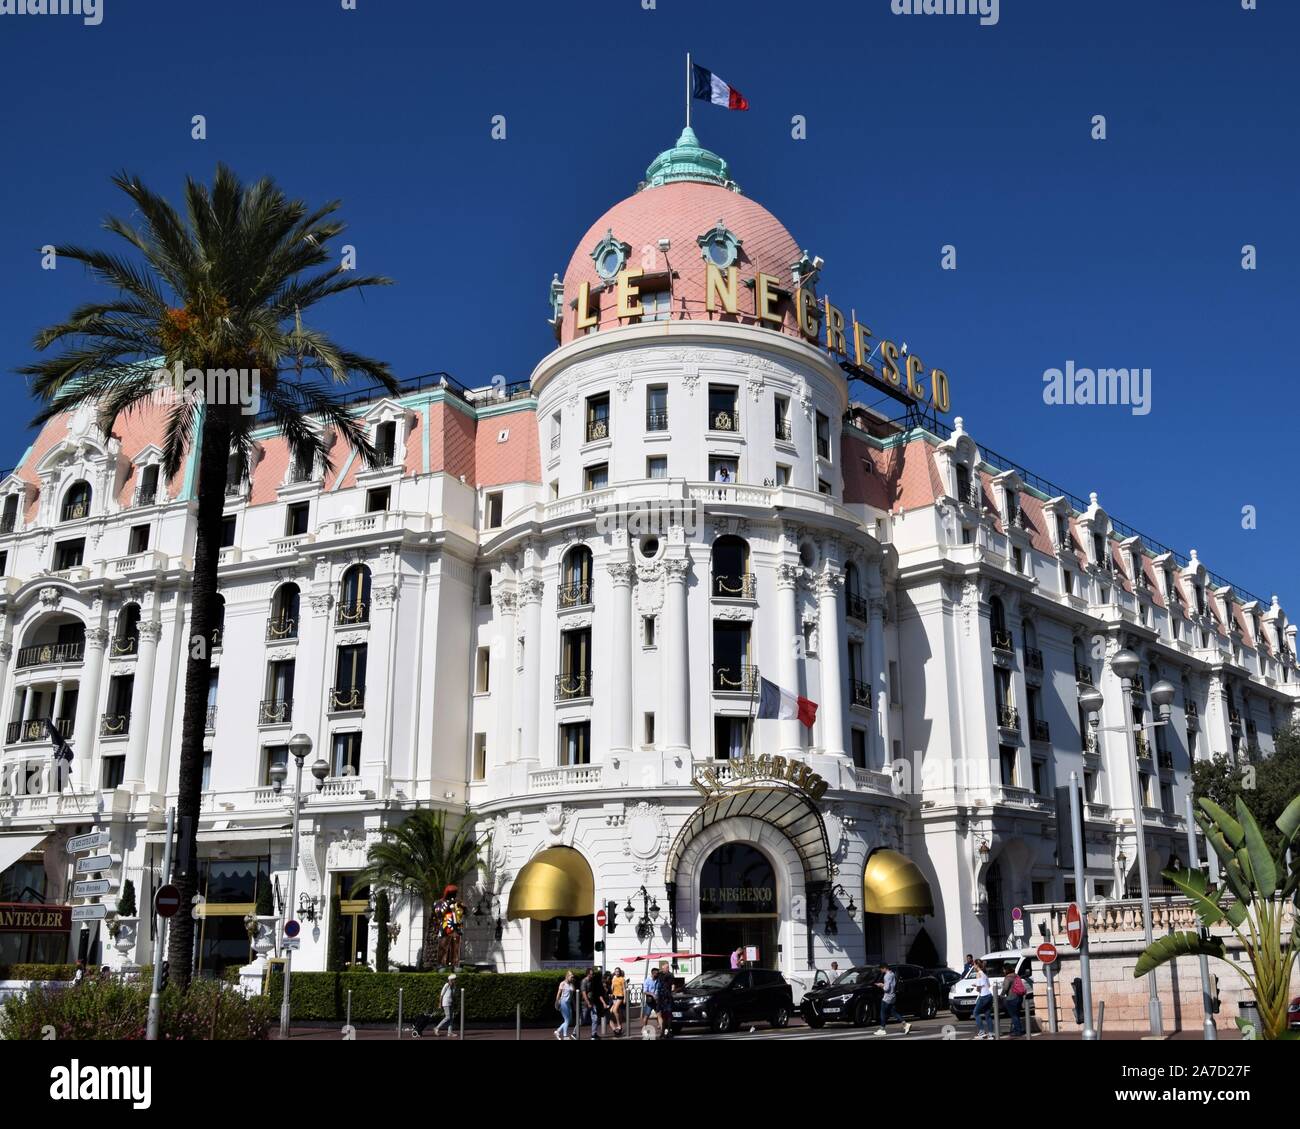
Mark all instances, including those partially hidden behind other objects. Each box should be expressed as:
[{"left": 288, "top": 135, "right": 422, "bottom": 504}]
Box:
[
  {"left": 610, "top": 968, "right": 626, "bottom": 1036},
  {"left": 555, "top": 970, "right": 577, "bottom": 1041},
  {"left": 971, "top": 960, "right": 995, "bottom": 1040}
]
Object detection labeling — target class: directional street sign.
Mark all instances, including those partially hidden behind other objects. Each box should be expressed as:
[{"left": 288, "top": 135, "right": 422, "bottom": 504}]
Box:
[
  {"left": 67, "top": 830, "right": 111, "bottom": 854},
  {"left": 75, "top": 854, "right": 114, "bottom": 874},
  {"left": 71, "top": 904, "right": 108, "bottom": 922},
  {"left": 73, "top": 879, "right": 111, "bottom": 898}
]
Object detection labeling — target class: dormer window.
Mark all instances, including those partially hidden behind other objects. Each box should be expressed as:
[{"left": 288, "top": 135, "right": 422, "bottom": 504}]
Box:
[
  {"left": 136, "top": 463, "right": 161, "bottom": 506},
  {"left": 696, "top": 219, "right": 742, "bottom": 269},
  {"left": 289, "top": 448, "right": 315, "bottom": 485},
  {"left": 375, "top": 420, "right": 397, "bottom": 466},
  {"left": 1194, "top": 583, "right": 1205, "bottom": 616},
  {"left": 591, "top": 229, "right": 631, "bottom": 281},
  {"left": 61, "top": 480, "right": 91, "bottom": 523},
  {"left": 1056, "top": 513, "right": 1070, "bottom": 550},
  {"left": 1, "top": 493, "right": 18, "bottom": 534},
  {"left": 955, "top": 463, "right": 971, "bottom": 503},
  {"left": 1092, "top": 532, "right": 1106, "bottom": 566},
  {"left": 1005, "top": 490, "right": 1020, "bottom": 528}
]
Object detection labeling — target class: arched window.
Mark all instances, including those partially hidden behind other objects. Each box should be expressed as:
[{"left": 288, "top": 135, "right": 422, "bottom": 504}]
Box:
[
  {"left": 210, "top": 594, "right": 226, "bottom": 650},
  {"left": 711, "top": 536, "right": 752, "bottom": 599},
  {"left": 268, "top": 583, "right": 300, "bottom": 640},
  {"left": 62, "top": 480, "right": 91, "bottom": 522},
  {"left": 338, "top": 565, "right": 371, "bottom": 625},
  {"left": 113, "top": 604, "right": 141, "bottom": 657},
  {"left": 989, "top": 596, "right": 1011, "bottom": 650},
  {"left": 844, "top": 561, "right": 866, "bottom": 620},
  {"left": 559, "top": 546, "right": 592, "bottom": 609}
]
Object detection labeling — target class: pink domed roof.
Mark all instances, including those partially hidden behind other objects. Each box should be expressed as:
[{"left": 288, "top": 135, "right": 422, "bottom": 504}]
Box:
[{"left": 558, "top": 179, "right": 803, "bottom": 345}]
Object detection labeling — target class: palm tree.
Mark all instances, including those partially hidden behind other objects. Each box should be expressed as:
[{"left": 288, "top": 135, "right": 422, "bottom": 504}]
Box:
[
  {"left": 20, "top": 166, "right": 395, "bottom": 989},
  {"left": 354, "top": 810, "right": 481, "bottom": 969}
]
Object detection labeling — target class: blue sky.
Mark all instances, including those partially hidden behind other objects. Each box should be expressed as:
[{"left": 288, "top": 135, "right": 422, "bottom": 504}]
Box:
[{"left": 0, "top": 0, "right": 1295, "bottom": 610}]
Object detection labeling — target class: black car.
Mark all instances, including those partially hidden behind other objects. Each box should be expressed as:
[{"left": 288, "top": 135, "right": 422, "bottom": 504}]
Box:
[
  {"left": 927, "top": 967, "right": 962, "bottom": 1008},
  {"left": 800, "top": 964, "right": 941, "bottom": 1028},
  {"left": 671, "top": 968, "right": 794, "bottom": 1033}
]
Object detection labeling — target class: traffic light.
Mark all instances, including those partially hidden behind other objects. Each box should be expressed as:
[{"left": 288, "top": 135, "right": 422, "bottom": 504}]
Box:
[
  {"left": 1071, "top": 978, "right": 1084, "bottom": 1025},
  {"left": 1211, "top": 976, "right": 1221, "bottom": 1014},
  {"left": 606, "top": 900, "right": 618, "bottom": 934},
  {"left": 594, "top": 940, "right": 605, "bottom": 952}
]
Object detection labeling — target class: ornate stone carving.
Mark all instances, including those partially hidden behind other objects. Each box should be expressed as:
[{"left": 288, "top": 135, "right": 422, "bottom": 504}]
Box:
[
  {"left": 662, "top": 558, "right": 690, "bottom": 582},
  {"left": 0, "top": 642, "right": 11, "bottom": 663},
  {"left": 615, "top": 363, "right": 633, "bottom": 401},
  {"left": 559, "top": 613, "right": 592, "bottom": 630},
  {"left": 85, "top": 627, "right": 108, "bottom": 649},
  {"left": 681, "top": 369, "right": 700, "bottom": 396},
  {"left": 336, "top": 632, "right": 367, "bottom": 647},
  {"left": 815, "top": 571, "right": 845, "bottom": 599},
  {"left": 38, "top": 586, "right": 62, "bottom": 609},
  {"left": 622, "top": 801, "right": 667, "bottom": 873},
  {"left": 518, "top": 578, "right": 545, "bottom": 606},
  {"left": 776, "top": 563, "right": 801, "bottom": 590},
  {"left": 373, "top": 584, "right": 398, "bottom": 609},
  {"left": 309, "top": 593, "right": 334, "bottom": 616},
  {"left": 267, "top": 648, "right": 296, "bottom": 663},
  {"left": 543, "top": 802, "right": 569, "bottom": 838},
  {"left": 635, "top": 564, "right": 664, "bottom": 612},
  {"left": 607, "top": 562, "right": 635, "bottom": 587},
  {"left": 138, "top": 620, "right": 162, "bottom": 643},
  {"left": 961, "top": 580, "right": 979, "bottom": 636},
  {"left": 713, "top": 605, "right": 753, "bottom": 622},
  {"left": 492, "top": 589, "right": 518, "bottom": 616}
]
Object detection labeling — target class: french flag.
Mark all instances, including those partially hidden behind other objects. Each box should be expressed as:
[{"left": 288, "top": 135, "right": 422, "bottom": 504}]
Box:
[
  {"left": 756, "top": 676, "right": 817, "bottom": 729},
  {"left": 692, "top": 63, "right": 749, "bottom": 111}
]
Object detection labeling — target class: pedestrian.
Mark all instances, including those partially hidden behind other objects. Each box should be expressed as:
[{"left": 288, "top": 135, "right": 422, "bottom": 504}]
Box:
[
  {"left": 554, "top": 970, "right": 576, "bottom": 1041},
  {"left": 874, "top": 962, "right": 911, "bottom": 1036},
  {"left": 730, "top": 946, "right": 743, "bottom": 970},
  {"left": 600, "top": 972, "right": 615, "bottom": 1037},
  {"left": 971, "top": 959, "right": 994, "bottom": 1039},
  {"left": 1001, "top": 961, "right": 1026, "bottom": 1037},
  {"left": 432, "top": 972, "right": 458, "bottom": 1037},
  {"left": 580, "top": 967, "right": 601, "bottom": 1040},
  {"left": 655, "top": 961, "right": 674, "bottom": 1036},
  {"left": 72, "top": 959, "right": 86, "bottom": 987},
  {"left": 643, "top": 965, "right": 659, "bottom": 1030},
  {"left": 97, "top": 966, "right": 112, "bottom": 983},
  {"left": 830, "top": 961, "right": 840, "bottom": 979},
  {"left": 961, "top": 953, "right": 975, "bottom": 977},
  {"left": 610, "top": 967, "right": 626, "bottom": 1036}
]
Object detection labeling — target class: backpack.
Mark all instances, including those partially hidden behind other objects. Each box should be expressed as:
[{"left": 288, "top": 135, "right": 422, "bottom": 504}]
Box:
[{"left": 1010, "top": 975, "right": 1027, "bottom": 997}]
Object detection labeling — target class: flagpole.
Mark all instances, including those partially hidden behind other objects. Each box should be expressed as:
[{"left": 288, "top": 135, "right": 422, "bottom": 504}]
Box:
[{"left": 686, "top": 52, "right": 691, "bottom": 130}]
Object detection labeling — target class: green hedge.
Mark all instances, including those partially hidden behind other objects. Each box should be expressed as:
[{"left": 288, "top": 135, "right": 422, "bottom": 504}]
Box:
[
  {"left": 0, "top": 964, "right": 78, "bottom": 981},
  {"left": 266, "top": 969, "right": 584, "bottom": 1023}
]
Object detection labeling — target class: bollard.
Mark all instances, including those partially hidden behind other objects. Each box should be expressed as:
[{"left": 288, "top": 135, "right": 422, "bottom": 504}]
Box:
[
  {"left": 1044, "top": 962, "right": 1058, "bottom": 1036},
  {"left": 992, "top": 988, "right": 1000, "bottom": 1040},
  {"left": 459, "top": 986, "right": 465, "bottom": 1040},
  {"left": 516, "top": 1002, "right": 522, "bottom": 1041},
  {"left": 347, "top": 989, "right": 352, "bottom": 1031},
  {"left": 1096, "top": 1000, "right": 1106, "bottom": 1038},
  {"left": 397, "top": 987, "right": 403, "bottom": 1040}
]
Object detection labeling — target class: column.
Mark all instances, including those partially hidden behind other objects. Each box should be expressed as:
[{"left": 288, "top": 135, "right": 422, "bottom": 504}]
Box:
[
  {"left": 72, "top": 627, "right": 107, "bottom": 791},
  {"left": 517, "top": 578, "right": 544, "bottom": 763},
  {"left": 124, "top": 620, "right": 161, "bottom": 789},
  {"left": 867, "top": 564, "right": 889, "bottom": 769},
  {"left": 816, "top": 570, "right": 846, "bottom": 757},
  {"left": 607, "top": 562, "right": 635, "bottom": 756},
  {"left": 492, "top": 586, "right": 518, "bottom": 763},
  {"left": 776, "top": 563, "right": 802, "bottom": 756},
  {"left": 51, "top": 681, "right": 65, "bottom": 728},
  {"left": 662, "top": 557, "right": 690, "bottom": 755}
]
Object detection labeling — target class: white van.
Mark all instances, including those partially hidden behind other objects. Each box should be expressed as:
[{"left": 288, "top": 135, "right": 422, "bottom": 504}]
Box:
[{"left": 947, "top": 949, "right": 1036, "bottom": 1020}]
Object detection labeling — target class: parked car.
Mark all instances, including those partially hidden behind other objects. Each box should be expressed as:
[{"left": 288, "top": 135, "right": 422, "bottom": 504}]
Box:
[
  {"left": 800, "top": 964, "right": 941, "bottom": 1028},
  {"left": 927, "top": 967, "right": 962, "bottom": 1007},
  {"left": 948, "top": 950, "right": 1036, "bottom": 1021},
  {"left": 1289, "top": 996, "right": 1299, "bottom": 1032},
  {"left": 671, "top": 968, "right": 794, "bottom": 1033}
]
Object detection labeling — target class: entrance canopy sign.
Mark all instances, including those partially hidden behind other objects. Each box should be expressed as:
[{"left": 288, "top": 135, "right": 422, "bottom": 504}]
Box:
[
  {"left": 692, "top": 752, "right": 828, "bottom": 803},
  {"left": 0, "top": 903, "right": 72, "bottom": 933}
]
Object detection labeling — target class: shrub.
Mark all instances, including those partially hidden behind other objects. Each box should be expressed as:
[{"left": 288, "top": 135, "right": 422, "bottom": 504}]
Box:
[
  {"left": 0, "top": 964, "right": 79, "bottom": 982},
  {"left": 374, "top": 890, "right": 390, "bottom": 973},
  {"left": 266, "top": 969, "right": 582, "bottom": 1023},
  {"left": 0, "top": 978, "right": 275, "bottom": 1040},
  {"left": 117, "top": 879, "right": 137, "bottom": 917}
]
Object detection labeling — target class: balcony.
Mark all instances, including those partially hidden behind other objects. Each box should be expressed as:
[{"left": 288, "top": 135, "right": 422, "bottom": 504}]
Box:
[
  {"left": 5, "top": 717, "right": 74, "bottom": 744},
  {"left": 1030, "top": 718, "right": 1050, "bottom": 743},
  {"left": 1024, "top": 647, "right": 1043, "bottom": 671},
  {"left": 554, "top": 671, "right": 592, "bottom": 702},
  {"left": 709, "top": 409, "right": 738, "bottom": 433},
  {"left": 774, "top": 418, "right": 791, "bottom": 442},
  {"left": 713, "top": 663, "right": 759, "bottom": 694},
  {"left": 15, "top": 641, "right": 85, "bottom": 669},
  {"left": 335, "top": 601, "right": 369, "bottom": 627},
  {"left": 849, "top": 678, "right": 871, "bottom": 708},
  {"left": 585, "top": 418, "right": 610, "bottom": 443},
  {"left": 1075, "top": 664, "right": 1094, "bottom": 686},
  {"left": 99, "top": 714, "right": 129, "bottom": 738},
  {"left": 329, "top": 686, "right": 366, "bottom": 712},
  {"left": 205, "top": 705, "right": 217, "bottom": 731},
  {"left": 646, "top": 410, "right": 669, "bottom": 432},
  {"left": 1228, "top": 708, "right": 1242, "bottom": 731},
  {"left": 845, "top": 592, "right": 868, "bottom": 622},
  {"left": 557, "top": 582, "right": 591, "bottom": 610},
  {"left": 131, "top": 487, "right": 159, "bottom": 508},
  {"left": 1134, "top": 734, "right": 1151, "bottom": 759},
  {"left": 711, "top": 572, "right": 756, "bottom": 600},
  {"left": 998, "top": 705, "right": 1020, "bottom": 730},
  {"left": 258, "top": 698, "right": 292, "bottom": 726},
  {"left": 991, "top": 628, "right": 1014, "bottom": 652},
  {"left": 529, "top": 763, "right": 603, "bottom": 792},
  {"left": 1184, "top": 700, "right": 1198, "bottom": 718},
  {"left": 109, "top": 634, "right": 139, "bottom": 658},
  {"left": 549, "top": 432, "right": 561, "bottom": 451},
  {"left": 0, "top": 515, "right": 15, "bottom": 534},
  {"left": 1157, "top": 748, "right": 1174, "bottom": 771},
  {"left": 265, "top": 616, "right": 298, "bottom": 642},
  {"left": 1130, "top": 675, "right": 1146, "bottom": 694},
  {"left": 60, "top": 501, "right": 89, "bottom": 522}
]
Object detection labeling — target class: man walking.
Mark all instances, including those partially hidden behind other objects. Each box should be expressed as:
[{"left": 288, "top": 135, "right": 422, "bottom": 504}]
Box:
[
  {"left": 656, "top": 961, "right": 675, "bottom": 1037},
  {"left": 433, "top": 972, "right": 458, "bottom": 1037},
  {"left": 874, "top": 962, "right": 911, "bottom": 1036},
  {"left": 580, "top": 967, "right": 601, "bottom": 1040},
  {"left": 961, "top": 953, "right": 975, "bottom": 977}
]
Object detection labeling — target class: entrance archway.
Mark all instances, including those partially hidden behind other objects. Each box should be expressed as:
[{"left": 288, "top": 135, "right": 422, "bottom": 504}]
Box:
[{"left": 698, "top": 843, "right": 778, "bottom": 972}]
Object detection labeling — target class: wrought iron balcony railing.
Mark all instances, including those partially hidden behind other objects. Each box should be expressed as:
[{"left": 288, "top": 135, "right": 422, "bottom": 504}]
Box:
[
  {"left": 554, "top": 671, "right": 592, "bottom": 702},
  {"left": 1134, "top": 734, "right": 1151, "bottom": 759},
  {"left": 585, "top": 418, "right": 610, "bottom": 443},
  {"left": 15, "top": 641, "right": 85, "bottom": 669},
  {"left": 713, "top": 663, "right": 759, "bottom": 694},
  {"left": 335, "top": 601, "right": 369, "bottom": 626},
  {"left": 110, "top": 634, "right": 139, "bottom": 657},
  {"left": 1024, "top": 647, "right": 1043, "bottom": 671},
  {"left": 1031, "top": 718, "right": 1051, "bottom": 743},
  {"left": 0, "top": 515, "right": 15, "bottom": 533},
  {"left": 998, "top": 705, "right": 1020, "bottom": 730},
  {"left": 266, "top": 616, "right": 298, "bottom": 641},
  {"left": 711, "top": 573, "right": 756, "bottom": 599},
  {"left": 205, "top": 705, "right": 217, "bottom": 731},
  {"left": 774, "top": 418, "right": 791, "bottom": 441},
  {"left": 991, "top": 628, "right": 1014, "bottom": 652},
  {"left": 1075, "top": 664, "right": 1094, "bottom": 686},
  {"left": 646, "top": 410, "right": 669, "bottom": 432},
  {"left": 259, "top": 698, "right": 293, "bottom": 725},
  {"left": 210, "top": 625, "right": 224, "bottom": 649},
  {"left": 710, "top": 410, "right": 738, "bottom": 432},
  {"left": 5, "top": 716, "right": 75, "bottom": 744},
  {"left": 845, "top": 592, "right": 868, "bottom": 622},
  {"left": 850, "top": 678, "right": 872, "bottom": 708},
  {"left": 329, "top": 686, "right": 366, "bottom": 712},
  {"left": 61, "top": 501, "right": 88, "bottom": 522},
  {"left": 99, "top": 714, "right": 130, "bottom": 738},
  {"left": 558, "top": 582, "right": 592, "bottom": 609}
]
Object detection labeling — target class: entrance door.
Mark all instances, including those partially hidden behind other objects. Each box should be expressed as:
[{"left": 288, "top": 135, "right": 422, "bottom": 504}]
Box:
[{"left": 698, "top": 843, "right": 779, "bottom": 972}]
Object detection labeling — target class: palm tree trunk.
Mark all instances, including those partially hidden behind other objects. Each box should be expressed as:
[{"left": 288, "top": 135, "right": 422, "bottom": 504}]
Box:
[
  {"left": 421, "top": 904, "right": 438, "bottom": 970},
  {"left": 166, "top": 411, "right": 232, "bottom": 990}
]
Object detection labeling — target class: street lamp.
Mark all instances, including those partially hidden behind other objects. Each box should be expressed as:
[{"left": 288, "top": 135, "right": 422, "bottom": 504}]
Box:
[
  {"left": 1080, "top": 649, "right": 1166, "bottom": 1036},
  {"left": 270, "top": 732, "right": 328, "bottom": 1040}
]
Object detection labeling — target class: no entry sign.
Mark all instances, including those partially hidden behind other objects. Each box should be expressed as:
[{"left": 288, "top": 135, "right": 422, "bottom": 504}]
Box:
[
  {"left": 596, "top": 908, "right": 607, "bottom": 928},
  {"left": 1066, "top": 902, "right": 1084, "bottom": 947},
  {"left": 1037, "top": 942, "right": 1058, "bottom": 964},
  {"left": 154, "top": 884, "right": 181, "bottom": 918}
]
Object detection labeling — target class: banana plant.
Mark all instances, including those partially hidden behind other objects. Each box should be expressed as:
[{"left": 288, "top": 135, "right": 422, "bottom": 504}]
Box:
[{"left": 1134, "top": 793, "right": 1300, "bottom": 1039}]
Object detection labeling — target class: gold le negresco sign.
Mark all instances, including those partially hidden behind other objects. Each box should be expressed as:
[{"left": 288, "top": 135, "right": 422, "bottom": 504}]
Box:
[{"left": 692, "top": 752, "right": 829, "bottom": 804}]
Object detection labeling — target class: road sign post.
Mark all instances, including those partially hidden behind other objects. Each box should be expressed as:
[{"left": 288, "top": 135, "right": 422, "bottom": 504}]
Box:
[
  {"left": 1068, "top": 771, "right": 1097, "bottom": 1040},
  {"left": 147, "top": 807, "right": 176, "bottom": 1041},
  {"left": 1037, "top": 943, "right": 1060, "bottom": 1035}
]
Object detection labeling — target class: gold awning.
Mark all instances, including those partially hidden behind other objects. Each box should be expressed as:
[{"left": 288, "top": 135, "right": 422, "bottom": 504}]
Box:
[
  {"left": 507, "top": 847, "right": 595, "bottom": 922},
  {"left": 863, "top": 849, "right": 934, "bottom": 916}
]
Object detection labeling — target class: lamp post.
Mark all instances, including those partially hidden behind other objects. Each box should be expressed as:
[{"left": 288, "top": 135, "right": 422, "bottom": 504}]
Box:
[
  {"left": 1081, "top": 649, "right": 1172, "bottom": 1037},
  {"left": 269, "top": 732, "right": 328, "bottom": 1040}
]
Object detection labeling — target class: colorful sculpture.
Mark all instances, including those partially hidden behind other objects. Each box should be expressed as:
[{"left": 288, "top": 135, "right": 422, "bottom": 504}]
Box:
[{"left": 434, "top": 884, "right": 466, "bottom": 968}]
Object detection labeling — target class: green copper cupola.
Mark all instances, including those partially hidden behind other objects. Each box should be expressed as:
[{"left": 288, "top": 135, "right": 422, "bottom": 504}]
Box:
[{"left": 642, "top": 127, "right": 739, "bottom": 192}]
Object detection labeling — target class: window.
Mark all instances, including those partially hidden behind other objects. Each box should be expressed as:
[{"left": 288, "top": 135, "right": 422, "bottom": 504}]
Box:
[
  {"left": 128, "top": 524, "right": 150, "bottom": 554},
  {"left": 62, "top": 480, "right": 91, "bottom": 522},
  {"left": 475, "top": 646, "right": 491, "bottom": 693},
  {"left": 558, "top": 628, "right": 591, "bottom": 700},
  {"left": 817, "top": 479, "right": 832, "bottom": 495},
  {"left": 290, "top": 447, "right": 315, "bottom": 484},
  {"left": 642, "top": 616, "right": 656, "bottom": 648},
  {"left": 646, "top": 455, "right": 668, "bottom": 479},
  {"left": 961, "top": 526, "right": 973, "bottom": 544},
  {"left": 1012, "top": 546, "right": 1024, "bottom": 574},
  {"left": 560, "top": 721, "right": 591, "bottom": 766},
  {"left": 285, "top": 502, "right": 309, "bottom": 537},
  {"left": 0, "top": 493, "right": 17, "bottom": 532},
  {"left": 366, "top": 486, "right": 391, "bottom": 514},
  {"left": 1006, "top": 490, "right": 1020, "bottom": 527},
  {"left": 775, "top": 464, "right": 791, "bottom": 487},
  {"left": 206, "top": 669, "right": 219, "bottom": 730},
  {"left": 338, "top": 565, "right": 371, "bottom": 624},
  {"left": 815, "top": 412, "right": 830, "bottom": 459},
  {"left": 103, "top": 674, "right": 134, "bottom": 737},
  {"left": 774, "top": 395, "right": 791, "bottom": 441},
  {"left": 485, "top": 491, "right": 503, "bottom": 529},
  {"left": 708, "top": 385, "right": 738, "bottom": 432},
  {"left": 711, "top": 535, "right": 750, "bottom": 598},
  {"left": 262, "top": 745, "right": 289, "bottom": 787},
  {"left": 639, "top": 288, "right": 671, "bottom": 322},
  {"left": 102, "top": 754, "right": 125, "bottom": 789},
  {"left": 472, "top": 733, "right": 487, "bottom": 780},
  {"left": 712, "top": 621, "right": 752, "bottom": 692},
  {"left": 331, "top": 731, "right": 363, "bottom": 776},
  {"left": 0, "top": 551, "right": 7, "bottom": 575},
  {"left": 1084, "top": 770, "right": 1097, "bottom": 802},
  {"left": 646, "top": 385, "right": 668, "bottom": 431},
  {"left": 477, "top": 573, "right": 492, "bottom": 606},
  {"left": 264, "top": 660, "right": 295, "bottom": 723},
  {"left": 54, "top": 539, "right": 85, "bottom": 570},
  {"left": 220, "top": 515, "right": 237, "bottom": 548},
  {"left": 1031, "top": 881, "right": 1049, "bottom": 905},
  {"left": 550, "top": 480, "right": 560, "bottom": 500},
  {"left": 201, "top": 751, "right": 212, "bottom": 793},
  {"left": 1063, "top": 569, "right": 1075, "bottom": 595},
  {"left": 585, "top": 393, "right": 610, "bottom": 442},
  {"left": 643, "top": 712, "right": 655, "bottom": 746},
  {"left": 1092, "top": 532, "right": 1106, "bottom": 565},
  {"left": 375, "top": 420, "right": 397, "bottom": 465},
  {"left": 889, "top": 660, "right": 901, "bottom": 705},
  {"left": 584, "top": 463, "right": 608, "bottom": 491},
  {"left": 955, "top": 463, "right": 971, "bottom": 502},
  {"left": 332, "top": 644, "right": 367, "bottom": 710},
  {"left": 560, "top": 546, "right": 593, "bottom": 608},
  {"left": 714, "top": 715, "right": 751, "bottom": 759},
  {"left": 851, "top": 728, "right": 868, "bottom": 769},
  {"left": 1031, "top": 758, "right": 1047, "bottom": 796},
  {"left": 999, "top": 746, "right": 1018, "bottom": 787},
  {"left": 708, "top": 456, "right": 737, "bottom": 484},
  {"left": 1056, "top": 513, "right": 1070, "bottom": 549},
  {"left": 550, "top": 410, "right": 562, "bottom": 451},
  {"left": 1160, "top": 782, "right": 1175, "bottom": 814}
]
